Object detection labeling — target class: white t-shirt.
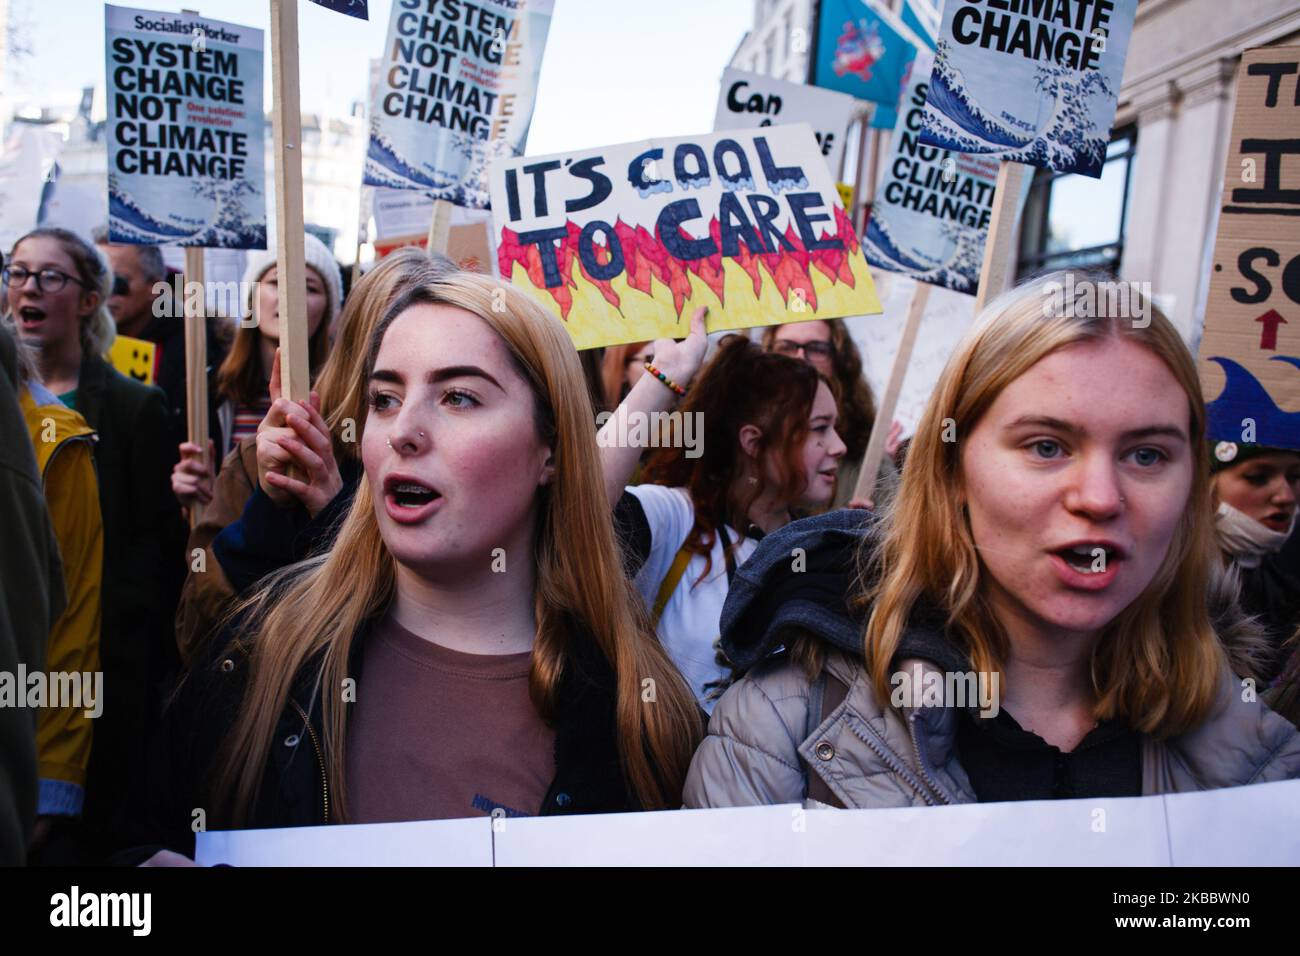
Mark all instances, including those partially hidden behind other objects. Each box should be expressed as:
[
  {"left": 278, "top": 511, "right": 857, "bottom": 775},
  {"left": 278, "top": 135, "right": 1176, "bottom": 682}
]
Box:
[{"left": 626, "top": 484, "right": 759, "bottom": 713}]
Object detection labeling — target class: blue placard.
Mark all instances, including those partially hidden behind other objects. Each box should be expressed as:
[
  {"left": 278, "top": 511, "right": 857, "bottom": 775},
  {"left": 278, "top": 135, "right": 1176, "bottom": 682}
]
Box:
[{"left": 813, "top": 0, "right": 919, "bottom": 130}]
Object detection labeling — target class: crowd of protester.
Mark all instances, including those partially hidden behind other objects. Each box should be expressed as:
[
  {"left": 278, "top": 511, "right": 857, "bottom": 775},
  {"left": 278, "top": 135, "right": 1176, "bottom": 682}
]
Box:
[{"left": 2, "top": 226, "right": 1299, "bottom": 866}]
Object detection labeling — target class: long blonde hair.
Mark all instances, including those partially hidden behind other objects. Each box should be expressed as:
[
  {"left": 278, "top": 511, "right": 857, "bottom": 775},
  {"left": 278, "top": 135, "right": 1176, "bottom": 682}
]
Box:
[
  {"left": 862, "top": 272, "right": 1225, "bottom": 738},
  {"left": 216, "top": 272, "right": 701, "bottom": 821}
]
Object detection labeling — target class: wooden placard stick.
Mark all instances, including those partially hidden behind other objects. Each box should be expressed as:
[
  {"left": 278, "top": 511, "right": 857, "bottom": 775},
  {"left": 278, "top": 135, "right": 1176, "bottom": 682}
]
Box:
[
  {"left": 973, "top": 159, "right": 1026, "bottom": 314},
  {"left": 269, "top": 0, "right": 310, "bottom": 402},
  {"left": 851, "top": 281, "right": 931, "bottom": 504},
  {"left": 426, "top": 199, "right": 453, "bottom": 257},
  {"left": 183, "top": 246, "right": 209, "bottom": 528}
]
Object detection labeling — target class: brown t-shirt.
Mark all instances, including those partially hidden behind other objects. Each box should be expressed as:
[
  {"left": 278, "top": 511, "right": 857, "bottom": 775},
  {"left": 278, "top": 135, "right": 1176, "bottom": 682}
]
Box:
[{"left": 345, "top": 614, "right": 556, "bottom": 823}]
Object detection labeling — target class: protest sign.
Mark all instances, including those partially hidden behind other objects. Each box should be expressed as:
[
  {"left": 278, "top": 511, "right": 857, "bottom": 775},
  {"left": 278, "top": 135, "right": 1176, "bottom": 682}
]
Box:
[
  {"left": 864, "top": 50, "right": 1000, "bottom": 294},
  {"left": 812, "top": 0, "right": 921, "bottom": 131},
  {"left": 374, "top": 222, "right": 495, "bottom": 274},
  {"left": 713, "top": 69, "right": 858, "bottom": 178},
  {"left": 106, "top": 333, "right": 157, "bottom": 386},
  {"left": 104, "top": 5, "right": 266, "bottom": 247},
  {"left": 373, "top": 185, "right": 437, "bottom": 239},
  {"left": 919, "top": 0, "right": 1137, "bottom": 179},
  {"left": 195, "top": 778, "right": 1300, "bottom": 866},
  {"left": 489, "top": 124, "right": 882, "bottom": 350},
  {"left": 1197, "top": 46, "right": 1300, "bottom": 451},
  {"left": 197, "top": 817, "right": 493, "bottom": 866},
  {"left": 307, "top": 0, "right": 369, "bottom": 19},
  {"left": 366, "top": 0, "right": 554, "bottom": 209}
]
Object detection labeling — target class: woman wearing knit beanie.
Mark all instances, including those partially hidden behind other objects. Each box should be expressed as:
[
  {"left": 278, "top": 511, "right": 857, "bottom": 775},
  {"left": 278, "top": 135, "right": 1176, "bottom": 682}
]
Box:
[
  {"left": 1209, "top": 439, "right": 1300, "bottom": 683},
  {"left": 171, "top": 234, "right": 343, "bottom": 512}
]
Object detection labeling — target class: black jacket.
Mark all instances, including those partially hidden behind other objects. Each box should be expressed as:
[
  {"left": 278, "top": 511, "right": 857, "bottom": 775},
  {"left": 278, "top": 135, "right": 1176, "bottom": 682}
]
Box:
[
  {"left": 129, "top": 607, "right": 639, "bottom": 859},
  {"left": 74, "top": 352, "right": 185, "bottom": 842},
  {"left": 1235, "top": 551, "right": 1300, "bottom": 684},
  {"left": 134, "top": 310, "right": 229, "bottom": 456}
]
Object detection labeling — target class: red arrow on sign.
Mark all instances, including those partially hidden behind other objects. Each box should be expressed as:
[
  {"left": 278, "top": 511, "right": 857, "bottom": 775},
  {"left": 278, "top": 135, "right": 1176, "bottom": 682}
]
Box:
[{"left": 1257, "top": 309, "right": 1287, "bottom": 350}]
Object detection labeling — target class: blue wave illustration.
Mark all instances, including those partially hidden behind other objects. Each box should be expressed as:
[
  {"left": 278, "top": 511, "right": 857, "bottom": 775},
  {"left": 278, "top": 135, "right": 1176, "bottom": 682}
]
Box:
[
  {"left": 921, "top": 40, "right": 1113, "bottom": 178},
  {"left": 1205, "top": 355, "right": 1300, "bottom": 447},
  {"left": 109, "top": 185, "right": 196, "bottom": 241},
  {"left": 365, "top": 131, "right": 457, "bottom": 190},
  {"left": 864, "top": 215, "right": 937, "bottom": 274},
  {"left": 925, "top": 55, "right": 1033, "bottom": 152}
]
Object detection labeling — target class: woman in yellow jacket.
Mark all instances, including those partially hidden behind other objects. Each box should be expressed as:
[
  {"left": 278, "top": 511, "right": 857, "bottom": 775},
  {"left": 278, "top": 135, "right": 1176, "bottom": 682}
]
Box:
[{"left": 18, "top": 371, "right": 102, "bottom": 855}]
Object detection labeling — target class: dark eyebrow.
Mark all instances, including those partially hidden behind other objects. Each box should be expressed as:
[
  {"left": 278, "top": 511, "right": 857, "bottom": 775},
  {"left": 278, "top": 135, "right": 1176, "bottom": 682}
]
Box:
[
  {"left": 1005, "top": 415, "right": 1187, "bottom": 443},
  {"left": 368, "top": 365, "right": 505, "bottom": 392}
]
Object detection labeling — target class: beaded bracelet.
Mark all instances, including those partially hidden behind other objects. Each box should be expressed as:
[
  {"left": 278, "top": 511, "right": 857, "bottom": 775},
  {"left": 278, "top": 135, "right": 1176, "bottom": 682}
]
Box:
[{"left": 644, "top": 361, "right": 687, "bottom": 398}]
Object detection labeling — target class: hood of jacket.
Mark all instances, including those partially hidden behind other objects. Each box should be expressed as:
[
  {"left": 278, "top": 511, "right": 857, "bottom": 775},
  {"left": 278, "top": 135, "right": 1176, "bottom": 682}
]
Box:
[{"left": 719, "top": 508, "right": 970, "bottom": 677}]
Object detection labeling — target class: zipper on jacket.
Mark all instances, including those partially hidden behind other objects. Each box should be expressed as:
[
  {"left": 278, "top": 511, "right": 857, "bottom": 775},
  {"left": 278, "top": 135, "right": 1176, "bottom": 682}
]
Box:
[
  {"left": 906, "top": 712, "right": 953, "bottom": 806},
  {"left": 843, "top": 719, "right": 936, "bottom": 807},
  {"left": 39, "top": 433, "right": 95, "bottom": 483},
  {"left": 288, "top": 697, "right": 330, "bottom": 823}
]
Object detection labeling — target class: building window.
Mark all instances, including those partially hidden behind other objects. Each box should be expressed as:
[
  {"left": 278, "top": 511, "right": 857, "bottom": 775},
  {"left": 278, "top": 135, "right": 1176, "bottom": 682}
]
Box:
[{"left": 1016, "top": 126, "right": 1137, "bottom": 280}]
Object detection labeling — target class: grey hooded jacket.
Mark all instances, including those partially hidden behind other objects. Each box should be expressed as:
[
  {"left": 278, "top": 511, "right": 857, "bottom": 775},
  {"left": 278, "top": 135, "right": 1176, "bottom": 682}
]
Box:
[{"left": 683, "top": 510, "right": 1300, "bottom": 810}]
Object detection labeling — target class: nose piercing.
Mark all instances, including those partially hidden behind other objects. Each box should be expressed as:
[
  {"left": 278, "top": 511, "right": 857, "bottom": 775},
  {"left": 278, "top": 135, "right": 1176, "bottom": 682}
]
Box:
[{"left": 387, "top": 437, "right": 394, "bottom": 450}]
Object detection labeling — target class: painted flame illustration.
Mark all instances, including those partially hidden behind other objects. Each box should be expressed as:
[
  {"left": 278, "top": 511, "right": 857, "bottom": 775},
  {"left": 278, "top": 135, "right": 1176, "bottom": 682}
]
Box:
[{"left": 497, "top": 204, "right": 863, "bottom": 321}]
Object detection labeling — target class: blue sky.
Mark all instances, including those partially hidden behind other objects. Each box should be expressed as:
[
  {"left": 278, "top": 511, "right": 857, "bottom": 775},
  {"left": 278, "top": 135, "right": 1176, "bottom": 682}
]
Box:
[{"left": 8, "top": 0, "right": 754, "bottom": 154}]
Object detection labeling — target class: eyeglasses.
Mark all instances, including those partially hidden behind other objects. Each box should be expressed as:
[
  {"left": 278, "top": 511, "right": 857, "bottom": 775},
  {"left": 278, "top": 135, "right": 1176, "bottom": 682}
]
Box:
[
  {"left": 2, "top": 266, "right": 87, "bottom": 294},
  {"left": 773, "top": 339, "right": 835, "bottom": 361}
]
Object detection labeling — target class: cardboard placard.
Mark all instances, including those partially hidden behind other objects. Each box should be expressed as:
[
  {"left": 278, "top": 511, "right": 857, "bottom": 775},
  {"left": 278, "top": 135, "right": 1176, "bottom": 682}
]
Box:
[
  {"left": 919, "top": 0, "right": 1137, "bottom": 178},
  {"left": 489, "top": 124, "right": 882, "bottom": 350},
  {"left": 374, "top": 220, "right": 495, "bottom": 275},
  {"left": 713, "top": 69, "right": 858, "bottom": 177},
  {"left": 104, "top": 5, "right": 266, "bottom": 247},
  {"left": 366, "top": 0, "right": 554, "bottom": 208},
  {"left": 1197, "top": 46, "right": 1300, "bottom": 450}
]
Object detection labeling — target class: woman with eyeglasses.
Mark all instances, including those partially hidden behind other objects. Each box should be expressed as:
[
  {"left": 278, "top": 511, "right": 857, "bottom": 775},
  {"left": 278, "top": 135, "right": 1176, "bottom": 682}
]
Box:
[
  {"left": 761, "top": 320, "right": 902, "bottom": 510},
  {"left": 4, "top": 227, "right": 183, "bottom": 856},
  {"left": 600, "top": 317, "right": 849, "bottom": 711}
]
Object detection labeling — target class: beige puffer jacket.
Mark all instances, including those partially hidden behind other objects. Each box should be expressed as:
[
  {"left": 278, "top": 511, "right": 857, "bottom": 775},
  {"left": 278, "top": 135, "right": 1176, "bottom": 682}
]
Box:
[
  {"left": 683, "top": 646, "right": 1300, "bottom": 809},
  {"left": 682, "top": 509, "right": 1300, "bottom": 810}
]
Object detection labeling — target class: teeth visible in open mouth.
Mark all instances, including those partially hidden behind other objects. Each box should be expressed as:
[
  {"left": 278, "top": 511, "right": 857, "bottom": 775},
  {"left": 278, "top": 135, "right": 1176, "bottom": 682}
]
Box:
[
  {"left": 392, "top": 482, "right": 436, "bottom": 508},
  {"left": 1062, "top": 545, "right": 1115, "bottom": 573}
]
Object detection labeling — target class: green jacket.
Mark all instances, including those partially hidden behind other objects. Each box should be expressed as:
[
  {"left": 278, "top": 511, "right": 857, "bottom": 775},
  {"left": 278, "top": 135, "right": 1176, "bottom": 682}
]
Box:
[{"left": 0, "top": 328, "right": 65, "bottom": 863}]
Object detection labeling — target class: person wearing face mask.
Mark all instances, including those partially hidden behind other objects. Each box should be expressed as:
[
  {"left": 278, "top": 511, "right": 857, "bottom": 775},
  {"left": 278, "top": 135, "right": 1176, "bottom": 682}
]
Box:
[
  {"left": 123, "top": 273, "right": 703, "bottom": 864},
  {"left": 1210, "top": 441, "right": 1300, "bottom": 684},
  {"left": 599, "top": 327, "right": 849, "bottom": 712},
  {"left": 4, "top": 228, "right": 184, "bottom": 854},
  {"left": 683, "top": 272, "right": 1300, "bottom": 811}
]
